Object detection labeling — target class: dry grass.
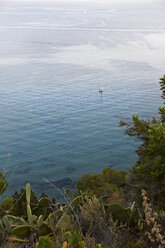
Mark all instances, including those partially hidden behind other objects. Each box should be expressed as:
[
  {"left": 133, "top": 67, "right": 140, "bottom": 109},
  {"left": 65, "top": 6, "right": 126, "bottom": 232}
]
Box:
[
  {"left": 0, "top": 241, "right": 18, "bottom": 248},
  {"left": 141, "top": 189, "right": 165, "bottom": 248}
]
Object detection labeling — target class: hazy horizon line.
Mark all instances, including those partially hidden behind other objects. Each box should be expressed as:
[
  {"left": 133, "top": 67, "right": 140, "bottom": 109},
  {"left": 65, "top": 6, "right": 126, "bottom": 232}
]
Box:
[{"left": 1, "top": 0, "right": 164, "bottom": 4}]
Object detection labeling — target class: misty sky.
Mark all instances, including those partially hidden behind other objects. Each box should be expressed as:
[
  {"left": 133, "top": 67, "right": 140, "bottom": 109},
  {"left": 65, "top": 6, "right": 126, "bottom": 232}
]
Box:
[{"left": 2, "top": 0, "right": 165, "bottom": 3}]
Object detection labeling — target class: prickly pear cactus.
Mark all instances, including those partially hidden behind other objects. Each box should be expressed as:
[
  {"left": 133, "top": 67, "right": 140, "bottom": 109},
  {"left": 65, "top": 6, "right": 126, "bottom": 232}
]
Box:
[
  {"left": 26, "top": 183, "right": 33, "bottom": 226},
  {"left": 38, "top": 222, "right": 52, "bottom": 236},
  {"left": 27, "top": 203, "right": 33, "bottom": 226},
  {"left": 2, "top": 215, "right": 11, "bottom": 231},
  {"left": 37, "top": 215, "right": 44, "bottom": 227},
  {"left": 26, "top": 183, "right": 31, "bottom": 205},
  {"left": 57, "top": 214, "right": 70, "bottom": 230},
  {"left": 4, "top": 215, "right": 26, "bottom": 225},
  {"left": 38, "top": 197, "right": 51, "bottom": 207},
  {"left": 46, "top": 209, "right": 63, "bottom": 226},
  {"left": 11, "top": 225, "right": 36, "bottom": 238}
]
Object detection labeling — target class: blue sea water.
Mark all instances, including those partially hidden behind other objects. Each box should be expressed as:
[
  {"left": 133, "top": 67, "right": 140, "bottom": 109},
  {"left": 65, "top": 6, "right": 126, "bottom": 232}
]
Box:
[{"left": 0, "top": 1, "right": 165, "bottom": 199}]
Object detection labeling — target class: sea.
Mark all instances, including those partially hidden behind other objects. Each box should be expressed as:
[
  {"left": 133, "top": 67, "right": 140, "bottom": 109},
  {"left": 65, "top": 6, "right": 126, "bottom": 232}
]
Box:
[{"left": 0, "top": 0, "right": 165, "bottom": 200}]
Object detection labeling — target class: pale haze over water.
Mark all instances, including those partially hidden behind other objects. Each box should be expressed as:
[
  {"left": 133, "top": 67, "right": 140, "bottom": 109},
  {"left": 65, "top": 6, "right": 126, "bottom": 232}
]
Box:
[{"left": 0, "top": 0, "right": 165, "bottom": 199}]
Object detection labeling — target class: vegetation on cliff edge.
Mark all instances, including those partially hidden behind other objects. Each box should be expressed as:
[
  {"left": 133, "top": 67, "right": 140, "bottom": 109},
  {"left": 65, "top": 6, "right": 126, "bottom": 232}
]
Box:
[{"left": 0, "top": 75, "right": 165, "bottom": 248}]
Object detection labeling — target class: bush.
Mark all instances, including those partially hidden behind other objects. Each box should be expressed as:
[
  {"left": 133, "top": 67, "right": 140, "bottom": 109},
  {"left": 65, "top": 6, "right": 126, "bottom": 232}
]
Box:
[
  {"left": 77, "top": 168, "right": 126, "bottom": 198},
  {"left": 36, "top": 236, "right": 54, "bottom": 248}
]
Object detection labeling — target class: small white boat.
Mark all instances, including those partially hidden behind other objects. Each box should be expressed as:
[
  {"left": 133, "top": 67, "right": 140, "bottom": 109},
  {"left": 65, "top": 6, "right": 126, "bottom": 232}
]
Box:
[{"left": 99, "top": 87, "right": 103, "bottom": 92}]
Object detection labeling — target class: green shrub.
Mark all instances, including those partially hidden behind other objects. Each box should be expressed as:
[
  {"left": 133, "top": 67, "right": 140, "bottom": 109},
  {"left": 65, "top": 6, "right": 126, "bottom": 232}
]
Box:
[
  {"left": 36, "top": 236, "right": 54, "bottom": 248},
  {"left": 0, "top": 197, "right": 14, "bottom": 217},
  {"left": 67, "top": 231, "right": 85, "bottom": 248},
  {"left": 0, "top": 172, "right": 8, "bottom": 195},
  {"left": 77, "top": 168, "right": 126, "bottom": 198}
]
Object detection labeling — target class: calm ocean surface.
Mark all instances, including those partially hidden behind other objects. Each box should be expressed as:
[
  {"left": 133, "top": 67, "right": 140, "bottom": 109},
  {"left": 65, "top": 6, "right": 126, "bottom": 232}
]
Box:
[{"left": 0, "top": 1, "right": 165, "bottom": 199}]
